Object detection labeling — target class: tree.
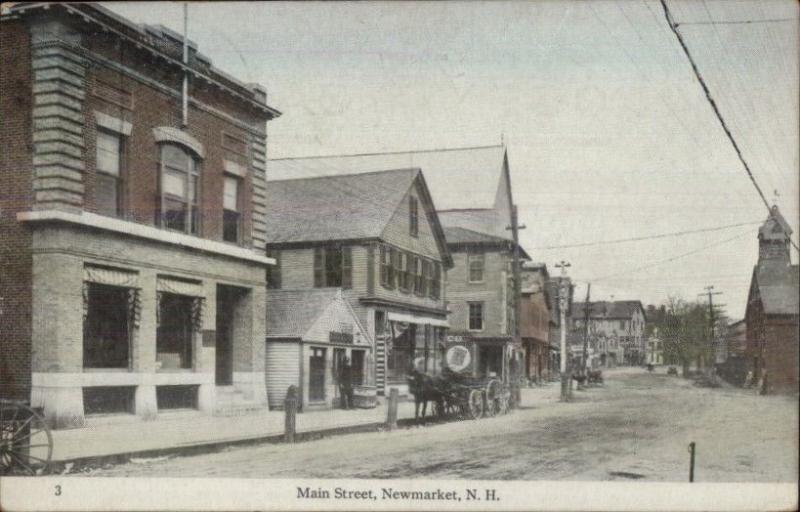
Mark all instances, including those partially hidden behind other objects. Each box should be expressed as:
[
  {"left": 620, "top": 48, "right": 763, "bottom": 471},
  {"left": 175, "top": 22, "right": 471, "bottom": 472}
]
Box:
[{"left": 660, "top": 296, "right": 710, "bottom": 377}]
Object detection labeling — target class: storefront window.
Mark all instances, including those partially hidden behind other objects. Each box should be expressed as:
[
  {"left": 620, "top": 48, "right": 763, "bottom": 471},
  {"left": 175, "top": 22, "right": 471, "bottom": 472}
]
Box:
[
  {"left": 156, "top": 293, "right": 195, "bottom": 370},
  {"left": 83, "top": 283, "right": 131, "bottom": 369}
]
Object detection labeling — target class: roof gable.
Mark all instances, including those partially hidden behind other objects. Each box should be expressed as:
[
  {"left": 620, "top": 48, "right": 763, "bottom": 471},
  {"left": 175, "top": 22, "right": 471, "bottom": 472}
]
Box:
[
  {"left": 268, "top": 145, "right": 507, "bottom": 211},
  {"left": 266, "top": 289, "right": 370, "bottom": 342},
  {"left": 265, "top": 168, "right": 418, "bottom": 245},
  {"left": 754, "top": 261, "right": 799, "bottom": 316}
]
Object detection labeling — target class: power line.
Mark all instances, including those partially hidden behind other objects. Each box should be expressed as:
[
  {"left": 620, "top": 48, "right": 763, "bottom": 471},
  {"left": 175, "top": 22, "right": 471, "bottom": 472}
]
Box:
[
  {"left": 530, "top": 220, "right": 761, "bottom": 250},
  {"left": 591, "top": 230, "right": 752, "bottom": 282},
  {"left": 660, "top": 0, "right": 800, "bottom": 253}
]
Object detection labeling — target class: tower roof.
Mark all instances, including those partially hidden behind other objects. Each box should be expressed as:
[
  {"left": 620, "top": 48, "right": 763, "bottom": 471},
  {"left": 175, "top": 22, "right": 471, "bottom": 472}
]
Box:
[{"left": 759, "top": 205, "right": 793, "bottom": 242}]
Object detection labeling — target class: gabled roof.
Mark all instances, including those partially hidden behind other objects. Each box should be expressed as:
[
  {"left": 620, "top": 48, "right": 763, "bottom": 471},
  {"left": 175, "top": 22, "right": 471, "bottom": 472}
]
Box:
[
  {"left": 266, "top": 288, "right": 369, "bottom": 342},
  {"left": 752, "top": 261, "right": 799, "bottom": 316},
  {"left": 443, "top": 226, "right": 531, "bottom": 259},
  {"left": 572, "top": 300, "right": 646, "bottom": 321},
  {"left": 266, "top": 168, "right": 452, "bottom": 267},
  {"left": 269, "top": 145, "right": 507, "bottom": 211}
]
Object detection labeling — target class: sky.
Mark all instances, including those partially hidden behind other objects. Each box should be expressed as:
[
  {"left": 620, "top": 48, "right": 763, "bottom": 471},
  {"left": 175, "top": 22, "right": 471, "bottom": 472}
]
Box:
[{"left": 103, "top": 1, "right": 799, "bottom": 320}]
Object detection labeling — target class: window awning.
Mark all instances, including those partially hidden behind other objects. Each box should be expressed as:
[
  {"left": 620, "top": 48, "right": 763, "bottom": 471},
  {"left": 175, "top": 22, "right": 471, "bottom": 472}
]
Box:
[
  {"left": 84, "top": 265, "right": 139, "bottom": 288},
  {"left": 387, "top": 312, "right": 449, "bottom": 328},
  {"left": 157, "top": 277, "right": 204, "bottom": 297}
]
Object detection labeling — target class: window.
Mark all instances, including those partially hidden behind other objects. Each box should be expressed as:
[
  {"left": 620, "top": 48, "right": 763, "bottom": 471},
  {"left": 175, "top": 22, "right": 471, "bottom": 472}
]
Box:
[
  {"left": 468, "top": 252, "right": 485, "bottom": 283},
  {"left": 619, "top": 320, "right": 625, "bottom": 329},
  {"left": 95, "top": 130, "right": 123, "bottom": 217},
  {"left": 417, "top": 259, "right": 430, "bottom": 297},
  {"left": 83, "top": 283, "right": 131, "bottom": 369},
  {"left": 309, "top": 347, "right": 326, "bottom": 401},
  {"left": 409, "top": 196, "right": 419, "bottom": 237},
  {"left": 430, "top": 262, "right": 441, "bottom": 299},
  {"left": 413, "top": 257, "right": 424, "bottom": 294},
  {"left": 397, "top": 252, "right": 409, "bottom": 291},
  {"left": 468, "top": 302, "right": 484, "bottom": 331},
  {"left": 222, "top": 175, "right": 241, "bottom": 243},
  {"left": 314, "top": 246, "right": 352, "bottom": 288},
  {"left": 159, "top": 144, "right": 200, "bottom": 235},
  {"left": 266, "top": 250, "right": 281, "bottom": 289},
  {"left": 156, "top": 385, "right": 198, "bottom": 410},
  {"left": 156, "top": 293, "right": 194, "bottom": 370},
  {"left": 83, "top": 387, "right": 135, "bottom": 415},
  {"left": 380, "top": 245, "right": 394, "bottom": 289}
]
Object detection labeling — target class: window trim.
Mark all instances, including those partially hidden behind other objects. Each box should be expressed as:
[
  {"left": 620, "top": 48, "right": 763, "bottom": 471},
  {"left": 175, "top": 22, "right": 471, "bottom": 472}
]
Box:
[
  {"left": 158, "top": 143, "right": 201, "bottom": 235},
  {"left": 409, "top": 195, "right": 419, "bottom": 238},
  {"left": 467, "top": 252, "right": 485, "bottom": 284},
  {"left": 468, "top": 301, "right": 484, "bottom": 332},
  {"left": 313, "top": 246, "right": 352, "bottom": 289},
  {"left": 95, "top": 128, "right": 124, "bottom": 218}
]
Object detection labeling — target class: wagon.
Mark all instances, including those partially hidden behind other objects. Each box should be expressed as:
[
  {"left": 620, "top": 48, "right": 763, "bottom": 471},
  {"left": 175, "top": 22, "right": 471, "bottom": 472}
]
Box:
[
  {"left": 0, "top": 399, "right": 53, "bottom": 476},
  {"left": 432, "top": 369, "right": 511, "bottom": 420}
]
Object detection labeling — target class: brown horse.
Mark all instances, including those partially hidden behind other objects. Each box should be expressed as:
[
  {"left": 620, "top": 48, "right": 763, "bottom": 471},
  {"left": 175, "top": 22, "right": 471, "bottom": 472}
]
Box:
[{"left": 406, "top": 368, "right": 444, "bottom": 423}]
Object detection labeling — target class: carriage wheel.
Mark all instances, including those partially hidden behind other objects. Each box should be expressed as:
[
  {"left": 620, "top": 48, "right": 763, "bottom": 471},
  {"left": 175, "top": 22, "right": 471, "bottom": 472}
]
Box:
[
  {"left": 484, "top": 379, "right": 502, "bottom": 417},
  {"left": 0, "top": 401, "right": 53, "bottom": 476},
  {"left": 467, "top": 390, "right": 484, "bottom": 419}
]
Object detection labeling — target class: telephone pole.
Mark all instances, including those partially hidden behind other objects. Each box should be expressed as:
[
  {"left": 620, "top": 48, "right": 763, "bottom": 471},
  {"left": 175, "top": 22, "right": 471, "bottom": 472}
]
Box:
[
  {"left": 506, "top": 205, "right": 526, "bottom": 408},
  {"left": 581, "top": 283, "right": 592, "bottom": 375},
  {"left": 698, "top": 286, "right": 722, "bottom": 370},
  {"left": 555, "top": 260, "right": 571, "bottom": 401}
]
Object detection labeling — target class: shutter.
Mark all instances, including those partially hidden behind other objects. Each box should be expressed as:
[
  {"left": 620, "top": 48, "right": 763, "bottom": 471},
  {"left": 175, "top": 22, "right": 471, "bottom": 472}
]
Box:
[
  {"left": 313, "top": 248, "right": 324, "bottom": 287},
  {"left": 387, "top": 248, "right": 396, "bottom": 289},
  {"left": 342, "top": 247, "right": 352, "bottom": 289},
  {"left": 379, "top": 245, "right": 387, "bottom": 287}
]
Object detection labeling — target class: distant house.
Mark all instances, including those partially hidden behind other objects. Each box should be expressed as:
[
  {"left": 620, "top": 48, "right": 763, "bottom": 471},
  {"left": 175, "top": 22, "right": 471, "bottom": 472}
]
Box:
[
  {"left": 645, "top": 329, "right": 664, "bottom": 366},
  {"left": 520, "top": 263, "right": 552, "bottom": 382},
  {"left": 265, "top": 168, "right": 453, "bottom": 398},
  {"left": 571, "top": 301, "right": 647, "bottom": 367},
  {"left": 270, "top": 145, "right": 530, "bottom": 384},
  {"left": 745, "top": 206, "right": 799, "bottom": 394}
]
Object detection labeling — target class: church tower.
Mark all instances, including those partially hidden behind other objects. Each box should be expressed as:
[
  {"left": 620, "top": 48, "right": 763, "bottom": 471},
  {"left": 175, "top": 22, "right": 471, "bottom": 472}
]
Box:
[{"left": 758, "top": 205, "right": 792, "bottom": 265}]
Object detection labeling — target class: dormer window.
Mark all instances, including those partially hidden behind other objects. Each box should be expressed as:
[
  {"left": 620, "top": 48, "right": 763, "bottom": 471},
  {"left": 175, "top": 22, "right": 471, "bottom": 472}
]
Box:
[{"left": 159, "top": 144, "right": 200, "bottom": 235}]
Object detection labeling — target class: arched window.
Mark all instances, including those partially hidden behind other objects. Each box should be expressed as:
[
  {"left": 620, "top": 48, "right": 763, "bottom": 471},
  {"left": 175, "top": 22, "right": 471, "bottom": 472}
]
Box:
[{"left": 159, "top": 144, "right": 200, "bottom": 235}]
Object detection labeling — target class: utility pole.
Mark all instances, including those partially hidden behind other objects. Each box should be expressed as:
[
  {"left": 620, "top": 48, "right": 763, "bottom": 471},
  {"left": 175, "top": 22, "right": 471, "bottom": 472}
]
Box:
[
  {"left": 506, "top": 205, "right": 526, "bottom": 408},
  {"left": 581, "top": 283, "right": 592, "bottom": 375},
  {"left": 555, "top": 260, "right": 571, "bottom": 401},
  {"left": 698, "top": 286, "right": 722, "bottom": 371}
]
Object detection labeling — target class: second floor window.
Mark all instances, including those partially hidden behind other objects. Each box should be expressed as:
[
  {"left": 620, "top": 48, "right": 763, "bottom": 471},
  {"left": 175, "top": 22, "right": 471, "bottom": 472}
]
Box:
[
  {"left": 380, "top": 245, "right": 395, "bottom": 289},
  {"left": 397, "top": 252, "right": 409, "bottom": 291},
  {"left": 468, "top": 252, "right": 485, "bottom": 283},
  {"left": 160, "top": 144, "right": 200, "bottom": 235},
  {"left": 222, "top": 175, "right": 241, "bottom": 243},
  {"left": 430, "top": 262, "right": 441, "bottom": 300},
  {"left": 95, "top": 130, "right": 123, "bottom": 217},
  {"left": 314, "top": 246, "right": 352, "bottom": 288},
  {"left": 468, "top": 302, "right": 483, "bottom": 331},
  {"left": 409, "top": 196, "right": 419, "bottom": 237}
]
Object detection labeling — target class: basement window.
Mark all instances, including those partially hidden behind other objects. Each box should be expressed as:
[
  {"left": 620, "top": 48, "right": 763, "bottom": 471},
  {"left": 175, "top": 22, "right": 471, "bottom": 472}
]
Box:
[
  {"left": 156, "top": 385, "right": 199, "bottom": 410},
  {"left": 83, "top": 386, "right": 135, "bottom": 415}
]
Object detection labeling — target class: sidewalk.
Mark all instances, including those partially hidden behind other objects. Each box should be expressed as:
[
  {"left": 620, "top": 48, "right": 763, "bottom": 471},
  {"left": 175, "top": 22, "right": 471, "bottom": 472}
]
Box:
[
  {"left": 50, "top": 400, "right": 417, "bottom": 462},
  {"left": 49, "top": 382, "right": 563, "bottom": 462}
]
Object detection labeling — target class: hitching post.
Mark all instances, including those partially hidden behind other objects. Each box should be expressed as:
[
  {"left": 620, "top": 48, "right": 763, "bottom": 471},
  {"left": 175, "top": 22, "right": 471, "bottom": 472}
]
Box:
[
  {"left": 386, "top": 387, "right": 399, "bottom": 431},
  {"left": 688, "top": 441, "right": 696, "bottom": 482},
  {"left": 284, "top": 385, "right": 298, "bottom": 443}
]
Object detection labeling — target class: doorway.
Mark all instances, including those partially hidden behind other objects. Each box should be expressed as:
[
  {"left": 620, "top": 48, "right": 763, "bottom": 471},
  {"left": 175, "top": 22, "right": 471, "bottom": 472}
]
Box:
[{"left": 216, "top": 285, "right": 248, "bottom": 386}]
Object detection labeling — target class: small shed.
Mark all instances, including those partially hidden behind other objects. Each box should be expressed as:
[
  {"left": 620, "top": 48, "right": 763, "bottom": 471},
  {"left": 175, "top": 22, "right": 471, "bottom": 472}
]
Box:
[{"left": 266, "top": 289, "right": 374, "bottom": 410}]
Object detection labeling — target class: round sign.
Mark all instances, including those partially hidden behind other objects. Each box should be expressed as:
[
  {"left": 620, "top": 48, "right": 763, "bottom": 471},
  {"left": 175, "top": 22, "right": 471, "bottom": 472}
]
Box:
[{"left": 445, "top": 345, "right": 471, "bottom": 372}]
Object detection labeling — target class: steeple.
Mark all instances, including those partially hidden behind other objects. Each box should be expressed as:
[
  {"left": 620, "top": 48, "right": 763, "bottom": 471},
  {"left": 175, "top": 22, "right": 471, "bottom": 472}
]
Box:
[{"left": 758, "top": 205, "right": 792, "bottom": 264}]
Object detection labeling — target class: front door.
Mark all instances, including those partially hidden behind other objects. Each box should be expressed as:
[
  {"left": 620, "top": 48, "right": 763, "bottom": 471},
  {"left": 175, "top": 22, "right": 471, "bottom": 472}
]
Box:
[
  {"left": 215, "top": 286, "right": 235, "bottom": 385},
  {"left": 309, "top": 348, "right": 327, "bottom": 402},
  {"left": 333, "top": 348, "right": 346, "bottom": 406}
]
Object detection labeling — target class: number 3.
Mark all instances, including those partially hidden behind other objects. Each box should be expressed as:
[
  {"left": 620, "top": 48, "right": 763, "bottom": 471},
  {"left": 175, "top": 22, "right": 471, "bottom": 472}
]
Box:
[{"left": 55, "top": 485, "right": 61, "bottom": 496}]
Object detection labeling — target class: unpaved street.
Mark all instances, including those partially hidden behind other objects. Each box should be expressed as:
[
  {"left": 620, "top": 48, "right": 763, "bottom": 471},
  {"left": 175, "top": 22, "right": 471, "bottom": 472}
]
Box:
[{"left": 90, "top": 369, "right": 798, "bottom": 481}]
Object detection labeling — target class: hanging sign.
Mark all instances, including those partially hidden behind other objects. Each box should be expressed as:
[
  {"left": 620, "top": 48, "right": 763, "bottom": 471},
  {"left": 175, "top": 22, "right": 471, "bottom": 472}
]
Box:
[{"left": 445, "top": 345, "right": 471, "bottom": 372}]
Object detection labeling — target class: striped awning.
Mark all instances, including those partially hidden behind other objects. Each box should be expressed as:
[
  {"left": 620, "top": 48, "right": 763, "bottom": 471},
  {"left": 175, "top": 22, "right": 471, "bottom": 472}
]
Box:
[
  {"left": 84, "top": 265, "right": 139, "bottom": 288},
  {"left": 387, "top": 312, "right": 449, "bottom": 328},
  {"left": 157, "top": 277, "right": 203, "bottom": 297}
]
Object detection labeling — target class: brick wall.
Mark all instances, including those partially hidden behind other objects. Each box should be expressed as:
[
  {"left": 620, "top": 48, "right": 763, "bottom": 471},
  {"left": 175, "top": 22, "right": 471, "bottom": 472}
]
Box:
[
  {"left": 763, "top": 316, "right": 799, "bottom": 393},
  {"left": 0, "top": 20, "right": 34, "bottom": 399}
]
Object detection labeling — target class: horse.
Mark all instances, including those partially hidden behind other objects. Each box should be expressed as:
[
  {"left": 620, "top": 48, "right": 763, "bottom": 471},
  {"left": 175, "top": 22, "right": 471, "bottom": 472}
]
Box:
[{"left": 406, "top": 368, "right": 444, "bottom": 423}]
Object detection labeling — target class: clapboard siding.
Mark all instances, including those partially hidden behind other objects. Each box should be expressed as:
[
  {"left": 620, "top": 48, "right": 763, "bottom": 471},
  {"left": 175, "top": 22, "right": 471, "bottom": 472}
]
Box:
[
  {"left": 265, "top": 341, "right": 300, "bottom": 409},
  {"left": 447, "top": 249, "right": 512, "bottom": 337}
]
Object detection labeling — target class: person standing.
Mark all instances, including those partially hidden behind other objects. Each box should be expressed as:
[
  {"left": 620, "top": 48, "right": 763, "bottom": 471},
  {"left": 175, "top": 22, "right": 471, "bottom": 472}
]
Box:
[{"left": 338, "top": 357, "right": 354, "bottom": 409}]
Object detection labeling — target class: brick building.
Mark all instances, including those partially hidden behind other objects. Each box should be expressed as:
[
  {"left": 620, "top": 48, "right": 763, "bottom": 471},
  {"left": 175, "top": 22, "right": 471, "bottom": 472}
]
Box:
[
  {"left": 745, "top": 206, "right": 799, "bottom": 394},
  {"left": 265, "top": 169, "right": 452, "bottom": 397},
  {"left": 0, "top": 3, "right": 279, "bottom": 428}
]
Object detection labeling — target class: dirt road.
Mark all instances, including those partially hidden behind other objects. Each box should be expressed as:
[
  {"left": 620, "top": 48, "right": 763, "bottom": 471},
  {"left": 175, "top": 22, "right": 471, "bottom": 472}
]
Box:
[{"left": 88, "top": 368, "right": 798, "bottom": 481}]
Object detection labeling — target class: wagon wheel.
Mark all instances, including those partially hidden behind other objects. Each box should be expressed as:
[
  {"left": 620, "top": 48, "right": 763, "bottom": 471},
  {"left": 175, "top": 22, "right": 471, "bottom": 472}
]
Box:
[
  {"left": 0, "top": 401, "right": 53, "bottom": 476},
  {"left": 467, "top": 389, "right": 484, "bottom": 419},
  {"left": 484, "top": 379, "right": 502, "bottom": 417}
]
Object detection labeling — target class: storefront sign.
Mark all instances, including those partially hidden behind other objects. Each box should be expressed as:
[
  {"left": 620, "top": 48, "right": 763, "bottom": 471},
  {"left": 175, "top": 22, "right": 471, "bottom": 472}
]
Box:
[
  {"left": 445, "top": 345, "right": 471, "bottom": 372},
  {"left": 329, "top": 331, "right": 354, "bottom": 344}
]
